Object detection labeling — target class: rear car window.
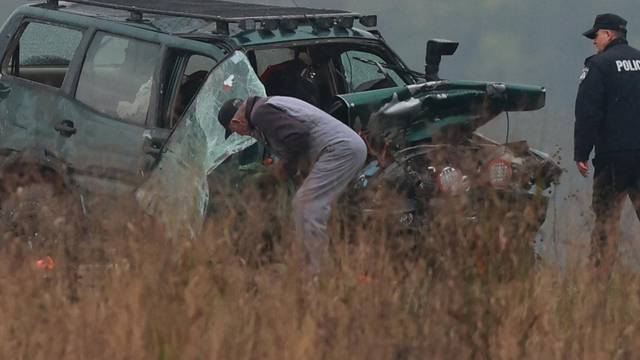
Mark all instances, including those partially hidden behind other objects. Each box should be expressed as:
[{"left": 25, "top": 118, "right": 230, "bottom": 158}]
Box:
[
  {"left": 75, "top": 32, "right": 160, "bottom": 125},
  {"left": 1, "top": 21, "right": 83, "bottom": 88}
]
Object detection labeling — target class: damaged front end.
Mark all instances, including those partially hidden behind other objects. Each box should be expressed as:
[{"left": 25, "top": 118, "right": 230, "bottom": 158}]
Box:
[
  {"left": 335, "top": 80, "right": 546, "bottom": 145},
  {"left": 337, "top": 78, "right": 561, "bottom": 240}
]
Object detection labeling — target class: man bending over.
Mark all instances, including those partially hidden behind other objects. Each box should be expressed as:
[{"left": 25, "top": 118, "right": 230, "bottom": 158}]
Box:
[{"left": 218, "top": 96, "right": 367, "bottom": 273}]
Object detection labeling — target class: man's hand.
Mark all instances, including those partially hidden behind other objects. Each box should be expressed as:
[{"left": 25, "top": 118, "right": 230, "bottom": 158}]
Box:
[{"left": 576, "top": 161, "right": 590, "bottom": 177}]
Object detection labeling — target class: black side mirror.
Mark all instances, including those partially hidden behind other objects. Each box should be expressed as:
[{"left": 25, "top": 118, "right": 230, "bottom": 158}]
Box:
[{"left": 425, "top": 39, "right": 459, "bottom": 80}]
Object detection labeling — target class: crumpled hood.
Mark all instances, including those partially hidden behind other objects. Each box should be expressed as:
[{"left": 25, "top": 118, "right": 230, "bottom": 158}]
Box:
[{"left": 334, "top": 80, "right": 545, "bottom": 146}]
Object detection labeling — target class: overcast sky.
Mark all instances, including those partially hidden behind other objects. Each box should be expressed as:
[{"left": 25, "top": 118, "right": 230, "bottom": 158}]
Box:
[{"left": 2, "top": 1, "right": 640, "bottom": 258}]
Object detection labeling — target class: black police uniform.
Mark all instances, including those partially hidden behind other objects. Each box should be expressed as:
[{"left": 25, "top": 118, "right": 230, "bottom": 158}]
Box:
[{"left": 574, "top": 36, "right": 640, "bottom": 265}]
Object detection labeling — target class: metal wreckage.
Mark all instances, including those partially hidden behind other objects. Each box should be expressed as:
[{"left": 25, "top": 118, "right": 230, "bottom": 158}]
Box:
[{"left": 0, "top": 1, "right": 561, "bottom": 249}]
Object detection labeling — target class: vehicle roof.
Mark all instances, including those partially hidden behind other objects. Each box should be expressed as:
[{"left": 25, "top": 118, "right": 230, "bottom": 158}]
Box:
[
  {"left": 12, "top": 0, "right": 380, "bottom": 51},
  {"left": 59, "top": 0, "right": 355, "bottom": 21},
  {"left": 48, "top": 0, "right": 360, "bottom": 23},
  {"left": 18, "top": 1, "right": 381, "bottom": 47},
  {"left": 230, "top": 26, "right": 379, "bottom": 47},
  {"left": 9, "top": 3, "right": 229, "bottom": 59}
]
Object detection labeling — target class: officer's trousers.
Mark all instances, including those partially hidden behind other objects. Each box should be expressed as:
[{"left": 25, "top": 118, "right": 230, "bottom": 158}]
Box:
[
  {"left": 292, "top": 137, "right": 367, "bottom": 274},
  {"left": 591, "top": 156, "right": 640, "bottom": 268}
]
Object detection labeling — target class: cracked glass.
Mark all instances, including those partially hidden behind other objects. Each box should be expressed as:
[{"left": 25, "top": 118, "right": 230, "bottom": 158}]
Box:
[{"left": 136, "top": 51, "right": 265, "bottom": 238}]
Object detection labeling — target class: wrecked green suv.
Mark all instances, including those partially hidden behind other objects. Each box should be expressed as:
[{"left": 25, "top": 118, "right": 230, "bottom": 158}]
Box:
[{"left": 0, "top": 0, "right": 560, "bottom": 239}]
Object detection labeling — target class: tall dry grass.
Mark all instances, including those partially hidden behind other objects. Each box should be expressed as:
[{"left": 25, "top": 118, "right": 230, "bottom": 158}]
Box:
[{"left": 0, "top": 179, "right": 639, "bottom": 360}]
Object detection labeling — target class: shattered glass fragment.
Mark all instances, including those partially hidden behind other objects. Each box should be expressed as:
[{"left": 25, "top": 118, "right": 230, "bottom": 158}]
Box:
[
  {"left": 136, "top": 51, "right": 265, "bottom": 239},
  {"left": 223, "top": 74, "right": 235, "bottom": 92}
]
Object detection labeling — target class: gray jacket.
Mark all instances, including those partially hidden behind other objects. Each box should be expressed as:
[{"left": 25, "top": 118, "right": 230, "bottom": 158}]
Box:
[{"left": 246, "top": 96, "right": 363, "bottom": 176}]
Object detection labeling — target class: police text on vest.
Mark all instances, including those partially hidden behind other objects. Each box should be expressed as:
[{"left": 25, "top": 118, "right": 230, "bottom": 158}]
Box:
[{"left": 616, "top": 60, "right": 640, "bottom": 72}]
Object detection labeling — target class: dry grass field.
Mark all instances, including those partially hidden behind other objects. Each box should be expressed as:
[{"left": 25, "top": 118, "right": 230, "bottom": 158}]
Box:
[{"left": 0, "top": 181, "right": 639, "bottom": 360}]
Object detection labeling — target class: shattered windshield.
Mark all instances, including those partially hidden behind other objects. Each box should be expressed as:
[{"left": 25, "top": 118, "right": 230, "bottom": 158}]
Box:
[{"left": 136, "top": 51, "right": 265, "bottom": 238}]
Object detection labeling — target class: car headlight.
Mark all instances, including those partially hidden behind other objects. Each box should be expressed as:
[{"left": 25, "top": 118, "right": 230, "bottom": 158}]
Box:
[
  {"left": 488, "top": 158, "right": 513, "bottom": 188},
  {"left": 437, "top": 166, "right": 469, "bottom": 194}
]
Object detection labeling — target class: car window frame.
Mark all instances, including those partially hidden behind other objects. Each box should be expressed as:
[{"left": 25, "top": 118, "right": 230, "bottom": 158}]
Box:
[
  {"left": 244, "top": 39, "right": 414, "bottom": 101},
  {"left": 161, "top": 49, "right": 219, "bottom": 129},
  {"left": 244, "top": 42, "right": 342, "bottom": 107},
  {"left": 338, "top": 49, "right": 406, "bottom": 92},
  {"left": 71, "top": 29, "right": 163, "bottom": 128},
  {"left": 159, "top": 49, "right": 250, "bottom": 145},
  {"left": 0, "top": 17, "right": 88, "bottom": 92}
]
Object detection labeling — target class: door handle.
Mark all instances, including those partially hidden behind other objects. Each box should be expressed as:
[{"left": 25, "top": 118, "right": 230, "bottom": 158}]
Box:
[
  {"left": 0, "top": 82, "right": 11, "bottom": 100},
  {"left": 143, "top": 141, "right": 162, "bottom": 157},
  {"left": 54, "top": 120, "right": 77, "bottom": 137},
  {"left": 143, "top": 128, "right": 171, "bottom": 160}
]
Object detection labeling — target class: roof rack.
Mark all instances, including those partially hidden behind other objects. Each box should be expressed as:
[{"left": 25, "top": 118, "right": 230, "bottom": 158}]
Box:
[{"left": 46, "top": 0, "right": 377, "bottom": 32}]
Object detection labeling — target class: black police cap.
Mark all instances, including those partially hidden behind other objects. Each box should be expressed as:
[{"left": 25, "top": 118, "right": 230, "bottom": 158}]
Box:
[{"left": 583, "top": 13, "right": 628, "bottom": 39}]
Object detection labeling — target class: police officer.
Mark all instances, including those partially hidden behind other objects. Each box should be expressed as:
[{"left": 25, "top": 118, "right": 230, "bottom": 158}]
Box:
[{"left": 574, "top": 13, "right": 640, "bottom": 268}]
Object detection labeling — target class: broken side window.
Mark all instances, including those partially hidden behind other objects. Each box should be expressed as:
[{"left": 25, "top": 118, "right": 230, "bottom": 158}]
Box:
[
  {"left": 1, "top": 21, "right": 83, "bottom": 88},
  {"left": 136, "top": 51, "right": 265, "bottom": 239}
]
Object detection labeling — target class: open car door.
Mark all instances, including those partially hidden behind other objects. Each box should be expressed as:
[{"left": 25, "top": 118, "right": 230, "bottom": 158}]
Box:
[{"left": 136, "top": 51, "right": 265, "bottom": 238}]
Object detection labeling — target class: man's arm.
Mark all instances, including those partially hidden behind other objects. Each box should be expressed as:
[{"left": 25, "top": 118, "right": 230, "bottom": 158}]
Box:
[
  {"left": 251, "top": 103, "right": 311, "bottom": 178},
  {"left": 574, "top": 62, "right": 606, "bottom": 163}
]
